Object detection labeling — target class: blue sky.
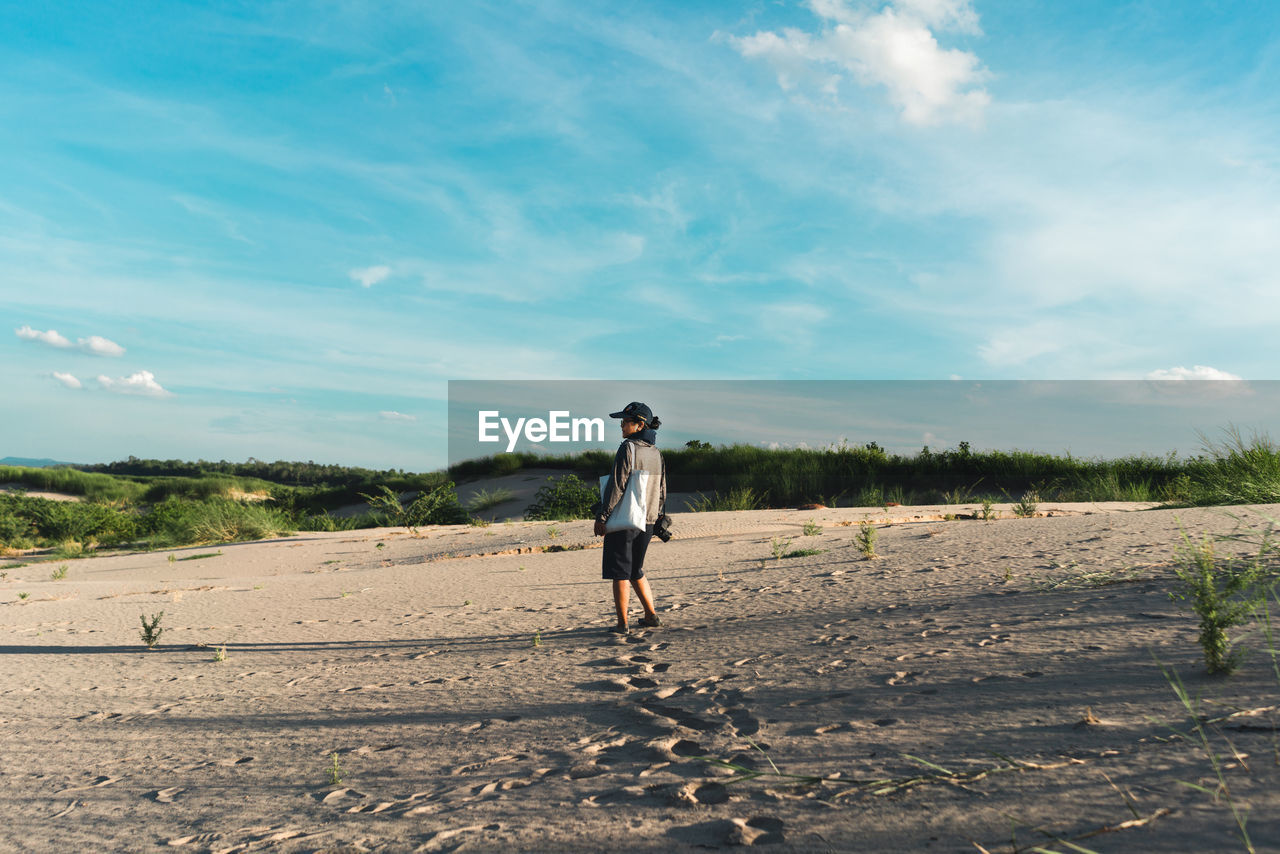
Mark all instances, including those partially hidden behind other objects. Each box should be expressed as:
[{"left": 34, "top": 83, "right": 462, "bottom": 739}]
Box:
[{"left": 4, "top": 1, "right": 1278, "bottom": 469}]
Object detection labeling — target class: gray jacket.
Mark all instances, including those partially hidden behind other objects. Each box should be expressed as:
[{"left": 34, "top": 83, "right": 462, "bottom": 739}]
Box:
[{"left": 597, "top": 436, "right": 666, "bottom": 526}]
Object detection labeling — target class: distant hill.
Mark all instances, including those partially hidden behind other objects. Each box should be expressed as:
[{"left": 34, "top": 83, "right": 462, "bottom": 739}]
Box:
[{"left": 0, "top": 457, "right": 77, "bottom": 468}]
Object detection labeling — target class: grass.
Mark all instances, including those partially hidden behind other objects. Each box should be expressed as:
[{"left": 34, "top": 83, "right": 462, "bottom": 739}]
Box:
[
  {"left": 328, "top": 753, "right": 343, "bottom": 786},
  {"left": 1035, "top": 562, "right": 1157, "bottom": 591},
  {"left": 1184, "top": 427, "right": 1280, "bottom": 506},
  {"left": 1157, "top": 659, "right": 1257, "bottom": 853},
  {"left": 447, "top": 441, "right": 1196, "bottom": 507},
  {"left": 697, "top": 738, "right": 1070, "bottom": 800},
  {"left": 688, "top": 486, "right": 767, "bottom": 512},
  {"left": 802, "top": 519, "right": 822, "bottom": 536},
  {"left": 1013, "top": 490, "right": 1040, "bottom": 518},
  {"left": 213, "top": 643, "right": 227, "bottom": 663},
  {"left": 175, "top": 551, "right": 222, "bottom": 561},
  {"left": 781, "top": 547, "right": 825, "bottom": 559},
  {"left": 770, "top": 537, "right": 790, "bottom": 560},
  {"left": 466, "top": 487, "right": 515, "bottom": 513},
  {"left": 50, "top": 563, "right": 68, "bottom": 581},
  {"left": 148, "top": 497, "right": 294, "bottom": 546}
]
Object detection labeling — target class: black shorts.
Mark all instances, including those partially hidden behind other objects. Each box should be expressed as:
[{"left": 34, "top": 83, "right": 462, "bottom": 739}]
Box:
[{"left": 601, "top": 525, "right": 655, "bottom": 581}]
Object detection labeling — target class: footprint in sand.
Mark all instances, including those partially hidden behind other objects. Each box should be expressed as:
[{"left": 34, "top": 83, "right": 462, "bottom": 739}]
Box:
[
  {"left": 720, "top": 705, "right": 761, "bottom": 736},
  {"left": 148, "top": 787, "right": 184, "bottom": 803},
  {"left": 449, "top": 754, "right": 527, "bottom": 775},
  {"left": 886, "top": 671, "right": 922, "bottom": 686}
]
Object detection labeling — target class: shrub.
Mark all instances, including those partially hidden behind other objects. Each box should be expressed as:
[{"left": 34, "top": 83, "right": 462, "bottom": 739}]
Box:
[
  {"left": 360, "top": 483, "right": 468, "bottom": 527},
  {"left": 0, "top": 494, "right": 137, "bottom": 547},
  {"left": 403, "top": 483, "right": 469, "bottom": 526},
  {"left": 524, "top": 474, "right": 599, "bottom": 521},
  {"left": 144, "top": 497, "right": 293, "bottom": 546}
]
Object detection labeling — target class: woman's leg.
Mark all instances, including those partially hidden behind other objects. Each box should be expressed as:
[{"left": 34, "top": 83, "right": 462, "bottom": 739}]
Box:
[
  {"left": 612, "top": 579, "right": 630, "bottom": 626},
  {"left": 630, "top": 576, "right": 657, "bottom": 620}
]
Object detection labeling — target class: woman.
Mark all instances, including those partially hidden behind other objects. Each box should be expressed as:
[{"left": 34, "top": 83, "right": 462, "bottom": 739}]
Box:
[{"left": 594, "top": 401, "right": 665, "bottom": 634}]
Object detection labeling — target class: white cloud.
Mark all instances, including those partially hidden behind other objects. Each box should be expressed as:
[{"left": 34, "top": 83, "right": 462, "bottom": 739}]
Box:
[
  {"left": 97, "top": 370, "right": 172, "bottom": 397},
  {"left": 379, "top": 410, "right": 417, "bottom": 422},
  {"left": 1145, "top": 365, "right": 1243, "bottom": 382},
  {"left": 733, "top": 0, "right": 989, "bottom": 126},
  {"left": 14, "top": 325, "right": 125, "bottom": 356},
  {"left": 350, "top": 265, "right": 392, "bottom": 288},
  {"left": 52, "top": 372, "right": 82, "bottom": 389},
  {"left": 16, "top": 325, "right": 72, "bottom": 348},
  {"left": 79, "top": 335, "right": 125, "bottom": 357}
]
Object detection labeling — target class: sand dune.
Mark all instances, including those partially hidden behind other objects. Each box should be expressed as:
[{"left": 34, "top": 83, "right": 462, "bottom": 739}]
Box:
[{"left": 2, "top": 502, "right": 1278, "bottom": 852}]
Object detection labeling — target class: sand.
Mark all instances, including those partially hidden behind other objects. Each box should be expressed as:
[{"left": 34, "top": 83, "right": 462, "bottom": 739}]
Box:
[{"left": 2, "top": 501, "right": 1278, "bottom": 853}]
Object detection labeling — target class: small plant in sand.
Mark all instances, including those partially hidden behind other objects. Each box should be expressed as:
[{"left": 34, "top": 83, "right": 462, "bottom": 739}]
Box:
[
  {"left": 328, "top": 752, "right": 343, "bottom": 786},
  {"left": 167, "top": 554, "right": 176, "bottom": 564},
  {"left": 213, "top": 643, "right": 227, "bottom": 663},
  {"left": 1170, "top": 529, "right": 1272, "bottom": 675},
  {"left": 463, "top": 599, "right": 472, "bottom": 606},
  {"left": 857, "top": 522, "right": 878, "bottom": 559},
  {"left": 781, "top": 547, "right": 825, "bottom": 559},
  {"left": 50, "top": 563, "right": 68, "bottom": 581},
  {"left": 468, "top": 516, "right": 491, "bottom": 527},
  {"left": 980, "top": 498, "right": 996, "bottom": 521},
  {"left": 802, "top": 519, "right": 822, "bottom": 537},
  {"left": 770, "top": 537, "right": 791, "bottom": 560},
  {"left": 140, "top": 611, "right": 164, "bottom": 648},
  {"left": 546, "top": 526, "right": 561, "bottom": 539},
  {"left": 532, "top": 630, "right": 542, "bottom": 647},
  {"left": 1013, "top": 490, "right": 1039, "bottom": 518},
  {"left": 375, "top": 542, "right": 385, "bottom": 550},
  {"left": 18, "top": 591, "right": 29, "bottom": 600}
]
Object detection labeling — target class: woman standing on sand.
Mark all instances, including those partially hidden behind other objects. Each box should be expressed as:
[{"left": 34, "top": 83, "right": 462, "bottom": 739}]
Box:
[{"left": 593, "top": 401, "right": 666, "bottom": 635}]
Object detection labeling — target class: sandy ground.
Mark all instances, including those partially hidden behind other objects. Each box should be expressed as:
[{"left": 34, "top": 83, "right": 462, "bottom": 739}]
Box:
[
  {"left": 2, "top": 502, "right": 1279, "bottom": 853},
  {"left": 0, "top": 483, "right": 82, "bottom": 503}
]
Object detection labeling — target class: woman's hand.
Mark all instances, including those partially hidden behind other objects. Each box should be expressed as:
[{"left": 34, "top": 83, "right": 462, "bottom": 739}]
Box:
[{"left": 593, "top": 520, "right": 607, "bottom": 537}]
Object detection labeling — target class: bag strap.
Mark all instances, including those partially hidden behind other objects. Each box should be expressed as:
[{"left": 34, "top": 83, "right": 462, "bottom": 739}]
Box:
[{"left": 659, "top": 453, "right": 667, "bottom": 516}]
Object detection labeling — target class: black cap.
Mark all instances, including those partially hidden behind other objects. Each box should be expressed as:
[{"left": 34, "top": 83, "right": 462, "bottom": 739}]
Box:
[{"left": 609, "top": 401, "right": 653, "bottom": 424}]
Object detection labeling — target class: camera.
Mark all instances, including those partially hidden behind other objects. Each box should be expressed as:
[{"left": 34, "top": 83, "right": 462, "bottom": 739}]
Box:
[{"left": 654, "top": 513, "right": 673, "bottom": 543}]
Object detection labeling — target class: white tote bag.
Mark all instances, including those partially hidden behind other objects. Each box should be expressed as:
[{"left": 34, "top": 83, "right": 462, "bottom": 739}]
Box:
[{"left": 599, "top": 445, "right": 650, "bottom": 533}]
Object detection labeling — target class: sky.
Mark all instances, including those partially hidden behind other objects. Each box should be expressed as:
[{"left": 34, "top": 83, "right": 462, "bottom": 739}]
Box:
[{"left": 3, "top": 1, "right": 1279, "bottom": 469}]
